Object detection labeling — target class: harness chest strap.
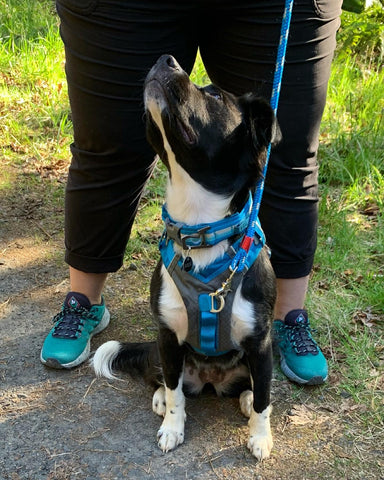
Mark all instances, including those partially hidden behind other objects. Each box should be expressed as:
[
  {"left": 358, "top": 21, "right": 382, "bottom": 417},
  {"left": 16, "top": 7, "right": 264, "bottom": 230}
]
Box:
[{"left": 198, "top": 293, "right": 231, "bottom": 356}]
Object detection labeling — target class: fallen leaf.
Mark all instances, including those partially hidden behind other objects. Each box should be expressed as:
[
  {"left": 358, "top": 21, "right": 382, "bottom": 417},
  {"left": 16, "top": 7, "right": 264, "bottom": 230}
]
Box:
[
  {"left": 286, "top": 404, "right": 330, "bottom": 426},
  {"left": 352, "top": 308, "right": 381, "bottom": 329}
]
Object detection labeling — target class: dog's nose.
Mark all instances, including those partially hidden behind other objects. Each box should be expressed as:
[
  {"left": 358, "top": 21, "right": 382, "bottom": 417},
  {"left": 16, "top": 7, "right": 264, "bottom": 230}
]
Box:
[
  {"left": 165, "top": 55, "right": 179, "bottom": 69},
  {"left": 158, "top": 54, "right": 182, "bottom": 72}
]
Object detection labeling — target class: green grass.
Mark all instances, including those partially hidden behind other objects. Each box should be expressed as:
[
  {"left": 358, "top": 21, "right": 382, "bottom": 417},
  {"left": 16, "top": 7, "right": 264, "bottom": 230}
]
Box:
[
  {"left": 1, "top": 0, "right": 383, "bottom": 431},
  {"left": 319, "top": 57, "right": 384, "bottom": 187},
  {"left": 0, "top": 0, "right": 70, "bottom": 168}
]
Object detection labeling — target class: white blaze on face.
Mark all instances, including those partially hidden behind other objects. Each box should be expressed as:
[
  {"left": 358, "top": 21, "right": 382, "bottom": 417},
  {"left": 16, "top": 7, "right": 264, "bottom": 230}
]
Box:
[
  {"left": 146, "top": 90, "right": 235, "bottom": 271},
  {"left": 145, "top": 94, "right": 232, "bottom": 225}
]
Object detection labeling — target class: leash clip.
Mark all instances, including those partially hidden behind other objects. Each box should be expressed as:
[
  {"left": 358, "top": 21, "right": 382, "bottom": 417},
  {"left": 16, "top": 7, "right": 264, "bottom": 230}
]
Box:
[{"left": 209, "top": 267, "right": 238, "bottom": 313}]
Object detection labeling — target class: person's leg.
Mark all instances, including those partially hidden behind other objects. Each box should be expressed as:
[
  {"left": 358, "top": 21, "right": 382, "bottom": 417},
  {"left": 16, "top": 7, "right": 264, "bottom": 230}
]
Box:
[
  {"left": 62, "top": 1, "right": 199, "bottom": 276},
  {"left": 274, "top": 276, "right": 309, "bottom": 320},
  {"left": 199, "top": 0, "right": 342, "bottom": 383},
  {"left": 69, "top": 268, "right": 107, "bottom": 305},
  {"left": 41, "top": 0, "right": 200, "bottom": 368}
]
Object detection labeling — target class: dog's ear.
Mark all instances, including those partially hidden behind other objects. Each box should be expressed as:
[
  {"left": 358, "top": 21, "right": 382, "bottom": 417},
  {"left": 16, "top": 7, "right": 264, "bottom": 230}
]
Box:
[{"left": 239, "top": 93, "right": 281, "bottom": 154}]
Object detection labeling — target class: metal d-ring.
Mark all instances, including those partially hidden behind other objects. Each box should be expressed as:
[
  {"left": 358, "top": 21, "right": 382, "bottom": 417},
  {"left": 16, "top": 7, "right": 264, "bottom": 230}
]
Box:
[{"left": 209, "top": 292, "right": 225, "bottom": 313}]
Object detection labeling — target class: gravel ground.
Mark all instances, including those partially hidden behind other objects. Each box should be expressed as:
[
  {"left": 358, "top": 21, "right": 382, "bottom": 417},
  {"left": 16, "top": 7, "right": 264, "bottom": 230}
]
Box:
[{"left": 1, "top": 211, "right": 383, "bottom": 480}]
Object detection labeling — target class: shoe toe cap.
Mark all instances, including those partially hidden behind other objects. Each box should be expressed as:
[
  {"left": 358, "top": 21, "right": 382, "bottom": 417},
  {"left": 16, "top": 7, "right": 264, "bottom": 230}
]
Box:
[
  {"left": 41, "top": 336, "right": 87, "bottom": 368},
  {"left": 282, "top": 351, "right": 328, "bottom": 384}
]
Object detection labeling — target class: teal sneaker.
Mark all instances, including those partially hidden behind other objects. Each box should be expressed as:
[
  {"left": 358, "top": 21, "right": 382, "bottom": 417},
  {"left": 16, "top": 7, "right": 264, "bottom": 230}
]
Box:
[
  {"left": 274, "top": 309, "right": 328, "bottom": 385},
  {"left": 40, "top": 292, "right": 110, "bottom": 369}
]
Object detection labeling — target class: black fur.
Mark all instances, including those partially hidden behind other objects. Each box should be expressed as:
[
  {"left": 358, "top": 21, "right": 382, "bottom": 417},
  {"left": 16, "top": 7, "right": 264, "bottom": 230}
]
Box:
[{"left": 111, "top": 341, "right": 162, "bottom": 388}]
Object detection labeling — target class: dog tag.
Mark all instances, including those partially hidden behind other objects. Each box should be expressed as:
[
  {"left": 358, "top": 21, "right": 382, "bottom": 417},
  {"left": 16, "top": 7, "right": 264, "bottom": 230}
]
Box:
[{"left": 183, "top": 256, "right": 193, "bottom": 272}]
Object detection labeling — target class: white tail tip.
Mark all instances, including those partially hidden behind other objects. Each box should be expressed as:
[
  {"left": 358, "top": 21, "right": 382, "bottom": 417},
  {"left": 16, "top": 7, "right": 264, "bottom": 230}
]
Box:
[{"left": 91, "top": 340, "right": 121, "bottom": 380}]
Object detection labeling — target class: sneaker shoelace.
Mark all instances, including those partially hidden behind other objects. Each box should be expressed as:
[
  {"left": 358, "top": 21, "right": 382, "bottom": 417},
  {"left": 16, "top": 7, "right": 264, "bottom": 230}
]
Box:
[
  {"left": 284, "top": 324, "right": 319, "bottom": 356},
  {"left": 52, "top": 305, "right": 97, "bottom": 339}
]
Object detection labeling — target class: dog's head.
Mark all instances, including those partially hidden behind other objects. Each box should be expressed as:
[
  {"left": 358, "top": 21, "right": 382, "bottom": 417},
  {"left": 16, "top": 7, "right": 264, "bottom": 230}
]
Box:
[{"left": 144, "top": 55, "right": 278, "bottom": 200}]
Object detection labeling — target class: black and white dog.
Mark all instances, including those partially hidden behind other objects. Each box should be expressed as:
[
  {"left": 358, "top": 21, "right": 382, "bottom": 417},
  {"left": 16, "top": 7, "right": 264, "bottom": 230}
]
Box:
[{"left": 93, "top": 55, "right": 277, "bottom": 460}]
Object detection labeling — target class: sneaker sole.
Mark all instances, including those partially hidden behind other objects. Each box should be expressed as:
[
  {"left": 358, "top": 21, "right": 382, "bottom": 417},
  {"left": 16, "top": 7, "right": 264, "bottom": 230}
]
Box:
[
  {"left": 40, "top": 308, "right": 111, "bottom": 369},
  {"left": 280, "top": 356, "right": 327, "bottom": 386}
]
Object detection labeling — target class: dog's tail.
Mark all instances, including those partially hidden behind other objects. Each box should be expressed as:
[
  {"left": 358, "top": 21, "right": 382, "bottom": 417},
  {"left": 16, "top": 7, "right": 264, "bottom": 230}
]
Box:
[{"left": 92, "top": 340, "right": 161, "bottom": 387}]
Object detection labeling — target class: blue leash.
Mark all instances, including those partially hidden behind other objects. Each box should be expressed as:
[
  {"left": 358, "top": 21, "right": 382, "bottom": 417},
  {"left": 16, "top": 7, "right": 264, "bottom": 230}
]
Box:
[{"left": 230, "top": 0, "right": 294, "bottom": 273}]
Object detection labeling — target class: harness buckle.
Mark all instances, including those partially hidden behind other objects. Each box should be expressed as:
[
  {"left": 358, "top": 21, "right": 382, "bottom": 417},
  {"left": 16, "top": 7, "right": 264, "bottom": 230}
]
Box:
[
  {"left": 181, "top": 226, "right": 212, "bottom": 250},
  {"left": 164, "top": 218, "right": 183, "bottom": 245},
  {"left": 208, "top": 266, "right": 238, "bottom": 314}
]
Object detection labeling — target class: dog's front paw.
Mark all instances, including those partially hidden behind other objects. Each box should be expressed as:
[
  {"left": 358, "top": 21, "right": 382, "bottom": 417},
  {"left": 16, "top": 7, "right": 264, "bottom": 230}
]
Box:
[
  {"left": 152, "top": 386, "right": 166, "bottom": 417},
  {"left": 247, "top": 405, "right": 273, "bottom": 461},
  {"left": 247, "top": 431, "right": 273, "bottom": 461},
  {"left": 157, "top": 425, "right": 184, "bottom": 452}
]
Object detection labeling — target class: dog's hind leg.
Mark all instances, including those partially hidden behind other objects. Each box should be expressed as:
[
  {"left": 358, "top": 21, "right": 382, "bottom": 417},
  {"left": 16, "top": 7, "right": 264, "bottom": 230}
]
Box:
[
  {"left": 156, "top": 326, "right": 187, "bottom": 453},
  {"left": 239, "top": 389, "right": 254, "bottom": 418},
  {"left": 152, "top": 386, "right": 166, "bottom": 417},
  {"left": 242, "top": 337, "right": 274, "bottom": 461}
]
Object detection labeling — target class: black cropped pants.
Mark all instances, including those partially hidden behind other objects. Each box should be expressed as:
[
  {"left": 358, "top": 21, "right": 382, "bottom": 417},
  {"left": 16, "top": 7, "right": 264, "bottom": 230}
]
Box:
[{"left": 58, "top": 0, "right": 342, "bottom": 278}]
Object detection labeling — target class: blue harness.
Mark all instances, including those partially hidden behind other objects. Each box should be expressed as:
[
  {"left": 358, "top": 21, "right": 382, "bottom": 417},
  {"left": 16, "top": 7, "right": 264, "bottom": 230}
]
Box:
[{"left": 159, "top": 195, "right": 266, "bottom": 356}]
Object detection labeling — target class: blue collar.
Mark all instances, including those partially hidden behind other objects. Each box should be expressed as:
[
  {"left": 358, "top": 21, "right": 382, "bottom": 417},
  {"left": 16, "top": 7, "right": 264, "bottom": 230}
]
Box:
[
  {"left": 160, "top": 232, "right": 265, "bottom": 284},
  {"left": 162, "top": 193, "right": 253, "bottom": 250}
]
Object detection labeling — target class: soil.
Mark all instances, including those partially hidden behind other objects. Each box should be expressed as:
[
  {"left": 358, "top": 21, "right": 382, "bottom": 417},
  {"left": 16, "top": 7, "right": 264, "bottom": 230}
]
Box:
[{"left": 0, "top": 162, "right": 383, "bottom": 480}]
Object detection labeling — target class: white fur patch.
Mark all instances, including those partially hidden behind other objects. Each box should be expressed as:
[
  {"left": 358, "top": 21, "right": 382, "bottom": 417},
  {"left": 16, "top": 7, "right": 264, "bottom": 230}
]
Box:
[
  {"left": 247, "top": 404, "right": 273, "bottom": 461},
  {"left": 164, "top": 150, "right": 233, "bottom": 272},
  {"left": 147, "top": 94, "right": 234, "bottom": 271},
  {"left": 231, "top": 287, "right": 255, "bottom": 347},
  {"left": 239, "top": 390, "right": 254, "bottom": 418},
  {"left": 159, "top": 265, "right": 188, "bottom": 344},
  {"left": 146, "top": 91, "right": 230, "bottom": 225},
  {"left": 91, "top": 340, "right": 121, "bottom": 380},
  {"left": 152, "top": 386, "right": 166, "bottom": 417},
  {"left": 182, "top": 367, "right": 205, "bottom": 395},
  {"left": 165, "top": 163, "right": 231, "bottom": 225},
  {"left": 157, "top": 375, "right": 186, "bottom": 452}
]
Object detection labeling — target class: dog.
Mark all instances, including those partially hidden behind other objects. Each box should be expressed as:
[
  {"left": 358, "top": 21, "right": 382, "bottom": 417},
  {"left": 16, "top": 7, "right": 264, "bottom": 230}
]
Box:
[{"left": 92, "top": 54, "right": 277, "bottom": 461}]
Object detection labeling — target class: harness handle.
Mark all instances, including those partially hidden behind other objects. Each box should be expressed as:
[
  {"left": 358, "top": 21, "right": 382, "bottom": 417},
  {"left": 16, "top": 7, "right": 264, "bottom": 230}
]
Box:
[{"left": 230, "top": 0, "right": 294, "bottom": 273}]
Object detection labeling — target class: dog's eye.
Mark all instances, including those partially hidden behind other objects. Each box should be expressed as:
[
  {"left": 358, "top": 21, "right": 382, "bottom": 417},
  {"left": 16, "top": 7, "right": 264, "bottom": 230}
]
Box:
[
  {"left": 209, "top": 91, "right": 222, "bottom": 101},
  {"left": 203, "top": 87, "right": 223, "bottom": 101}
]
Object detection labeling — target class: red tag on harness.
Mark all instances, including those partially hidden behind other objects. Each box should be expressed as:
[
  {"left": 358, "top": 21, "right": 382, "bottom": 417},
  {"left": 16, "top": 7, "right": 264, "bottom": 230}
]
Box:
[{"left": 240, "top": 235, "right": 253, "bottom": 252}]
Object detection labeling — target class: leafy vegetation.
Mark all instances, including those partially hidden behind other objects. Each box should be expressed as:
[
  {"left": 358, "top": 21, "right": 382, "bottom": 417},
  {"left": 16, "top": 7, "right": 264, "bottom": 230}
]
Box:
[{"left": 337, "top": 2, "right": 384, "bottom": 62}]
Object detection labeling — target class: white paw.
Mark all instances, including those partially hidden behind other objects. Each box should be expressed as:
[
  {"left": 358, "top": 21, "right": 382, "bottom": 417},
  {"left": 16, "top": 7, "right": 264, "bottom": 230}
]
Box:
[
  {"left": 156, "top": 379, "right": 186, "bottom": 452},
  {"left": 157, "top": 425, "right": 185, "bottom": 452},
  {"left": 152, "top": 386, "right": 166, "bottom": 417},
  {"left": 247, "top": 431, "right": 273, "bottom": 461},
  {"left": 247, "top": 405, "right": 273, "bottom": 461},
  {"left": 239, "top": 390, "right": 253, "bottom": 418}
]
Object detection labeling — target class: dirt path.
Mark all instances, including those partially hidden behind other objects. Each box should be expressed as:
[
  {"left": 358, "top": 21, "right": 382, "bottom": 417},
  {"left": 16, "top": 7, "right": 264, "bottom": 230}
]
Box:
[{"left": 1, "top": 164, "right": 382, "bottom": 479}]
